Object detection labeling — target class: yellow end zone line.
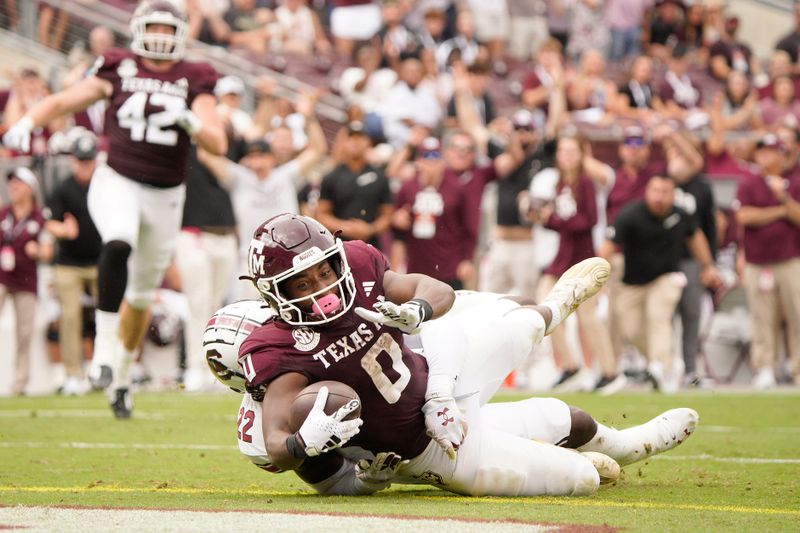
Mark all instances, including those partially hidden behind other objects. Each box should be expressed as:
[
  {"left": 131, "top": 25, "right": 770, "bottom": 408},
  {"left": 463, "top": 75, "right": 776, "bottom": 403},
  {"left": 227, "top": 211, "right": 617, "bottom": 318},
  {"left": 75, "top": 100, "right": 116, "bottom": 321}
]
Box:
[{"left": 1, "top": 486, "right": 798, "bottom": 516}]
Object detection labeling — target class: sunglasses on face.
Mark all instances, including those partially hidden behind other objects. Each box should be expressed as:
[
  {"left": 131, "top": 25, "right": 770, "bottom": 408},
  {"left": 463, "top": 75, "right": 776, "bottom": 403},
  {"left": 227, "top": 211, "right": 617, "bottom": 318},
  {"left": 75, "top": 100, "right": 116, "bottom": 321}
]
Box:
[
  {"left": 420, "top": 150, "right": 442, "bottom": 160},
  {"left": 623, "top": 137, "right": 647, "bottom": 148}
]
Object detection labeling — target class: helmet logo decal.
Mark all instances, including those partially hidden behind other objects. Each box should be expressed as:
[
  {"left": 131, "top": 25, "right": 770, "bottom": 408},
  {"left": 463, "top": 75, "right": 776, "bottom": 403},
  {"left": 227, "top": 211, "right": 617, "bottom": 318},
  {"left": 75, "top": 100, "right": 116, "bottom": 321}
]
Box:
[
  {"left": 292, "top": 246, "right": 324, "bottom": 268},
  {"left": 292, "top": 327, "right": 321, "bottom": 352}
]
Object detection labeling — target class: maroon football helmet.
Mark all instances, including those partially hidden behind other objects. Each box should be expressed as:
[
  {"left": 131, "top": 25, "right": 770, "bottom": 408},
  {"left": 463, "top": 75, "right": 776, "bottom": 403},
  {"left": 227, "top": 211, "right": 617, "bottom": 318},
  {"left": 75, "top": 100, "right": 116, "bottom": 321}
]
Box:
[{"left": 245, "top": 214, "right": 356, "bottom": 325}]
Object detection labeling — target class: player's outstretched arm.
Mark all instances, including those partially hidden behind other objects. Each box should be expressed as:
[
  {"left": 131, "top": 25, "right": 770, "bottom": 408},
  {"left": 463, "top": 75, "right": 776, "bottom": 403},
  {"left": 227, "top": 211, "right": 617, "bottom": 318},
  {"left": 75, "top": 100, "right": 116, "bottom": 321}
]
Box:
[
  {"left": 2, "top": 76, "right": 111, "bottom": 152},
  {"left": 355, "top": 271, "right": 454, "bottom": 334}
]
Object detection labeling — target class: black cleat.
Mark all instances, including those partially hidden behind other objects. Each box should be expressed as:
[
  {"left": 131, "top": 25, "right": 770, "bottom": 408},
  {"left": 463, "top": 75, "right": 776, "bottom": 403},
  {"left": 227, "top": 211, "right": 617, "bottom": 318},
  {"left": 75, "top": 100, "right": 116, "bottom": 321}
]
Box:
[
  {"left": 89, "top": 365, "right": 113, "bottom": 390},
  {"left": 109, "top": 388, "right": 133, "bottom": 419}
]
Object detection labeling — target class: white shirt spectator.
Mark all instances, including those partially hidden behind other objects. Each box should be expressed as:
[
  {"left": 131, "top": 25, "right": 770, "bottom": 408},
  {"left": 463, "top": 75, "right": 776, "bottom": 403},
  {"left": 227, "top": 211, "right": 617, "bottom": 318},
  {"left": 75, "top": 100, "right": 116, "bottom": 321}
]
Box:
[
  {"left": 338, "top": 67, "right": 397, "bottom": 113},
  {"left": 378, "top": 79, "right": 442, "bottom": 147}
]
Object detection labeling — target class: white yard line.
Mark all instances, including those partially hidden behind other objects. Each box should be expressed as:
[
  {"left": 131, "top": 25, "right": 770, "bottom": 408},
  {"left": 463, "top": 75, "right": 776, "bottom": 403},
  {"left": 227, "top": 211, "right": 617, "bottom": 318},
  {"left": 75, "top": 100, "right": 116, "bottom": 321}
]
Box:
[{"left": 0, "top": 506, "right": 563, "bottom": 533}]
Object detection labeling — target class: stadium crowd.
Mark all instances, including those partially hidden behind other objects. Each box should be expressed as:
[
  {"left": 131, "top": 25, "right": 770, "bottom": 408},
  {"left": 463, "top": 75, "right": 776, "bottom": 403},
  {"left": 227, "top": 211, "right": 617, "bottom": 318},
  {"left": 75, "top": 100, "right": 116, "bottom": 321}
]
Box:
[{"left": 0, "top": 0, "right": 799, "bottom": 397}]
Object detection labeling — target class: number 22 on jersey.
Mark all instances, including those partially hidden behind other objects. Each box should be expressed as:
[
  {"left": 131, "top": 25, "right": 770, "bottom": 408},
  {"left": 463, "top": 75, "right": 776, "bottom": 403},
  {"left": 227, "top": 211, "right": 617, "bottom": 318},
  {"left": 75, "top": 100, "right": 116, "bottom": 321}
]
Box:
[{"left": 117, "top": 91, "right": 186, "bottom": 146}]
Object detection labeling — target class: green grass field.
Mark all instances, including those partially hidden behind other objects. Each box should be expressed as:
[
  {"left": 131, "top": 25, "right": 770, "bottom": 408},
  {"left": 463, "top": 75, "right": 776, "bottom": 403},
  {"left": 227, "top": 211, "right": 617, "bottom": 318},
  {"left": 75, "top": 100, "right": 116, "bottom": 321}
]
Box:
[{"left": 1, "top": 390, "right": 799, "bottom": 531}]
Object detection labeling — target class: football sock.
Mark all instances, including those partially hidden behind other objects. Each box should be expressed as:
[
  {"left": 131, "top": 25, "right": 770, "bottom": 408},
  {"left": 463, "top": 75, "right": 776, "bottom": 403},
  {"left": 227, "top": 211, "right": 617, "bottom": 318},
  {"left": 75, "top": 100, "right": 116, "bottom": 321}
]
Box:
[
  {"left": 110, "top": 345, "right": 136, "bottom": 390},
  {"left": 540, "top": 301, "right": 563, "bottom": 335},
  {"left": 92, "top": 310, "right": 120, "bottom": 369}
]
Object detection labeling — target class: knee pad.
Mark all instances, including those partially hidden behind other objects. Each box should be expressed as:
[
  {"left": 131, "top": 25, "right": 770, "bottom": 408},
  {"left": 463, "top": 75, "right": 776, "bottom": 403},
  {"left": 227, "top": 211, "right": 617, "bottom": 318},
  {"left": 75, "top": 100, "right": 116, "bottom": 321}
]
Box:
[
  {"left": 97, "top": 240, "right": 132, "bottom": 312},
  {"left": 101, "top": 240, "right": 132, "bottom": 268}
]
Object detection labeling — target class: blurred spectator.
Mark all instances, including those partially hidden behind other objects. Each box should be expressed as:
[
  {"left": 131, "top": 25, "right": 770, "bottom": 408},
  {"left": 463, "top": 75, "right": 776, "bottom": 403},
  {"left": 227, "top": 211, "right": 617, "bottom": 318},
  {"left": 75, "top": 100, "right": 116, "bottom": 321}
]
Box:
[
  {"left": 717, "top": 71, "right": 762, "bottom": 132},
  {"left": 702, "top": 0, "right": 726, "bottom": 46},
  {"left": 0, "top": 168, "right": 51, "bottom": 396},
  {"left": 175, "top": 131, "right": 239, "bottom": 392},
  {"left": 614, "top": 55, "right": 657, "bottom": 121},
  {"left": 222, "top": 0, "right": 274, "bottom": 54},
  {"left": 757, "top": 76, "right": 800, "bottom": 129},
  {"left": 601, "top": 175, "right": 719, "bottom": 392},
  {"left": 338, "top": 42, "right": 397, "bottom": 138},
  {"left": 214, "top": 75, "right": 253, "bottom": 138},
  {"left": 330, "top": 0, "right": 382, "bottom": 56},
  {"left": 522, "top": 39, "right": 565, "bottom": 115},
  {"left": 415, "top": 5, "right": 449, "bottom": 51},
  {"left": 755, "top": 50, "right": 795, "bottom": 101},
  {"left": 567, "top": 0, "right": 610, "bottom": 63},
  {"left": 378, "top": 54, "right": 442, "bottom": 147},
  {"left": 483, "top": 110, "right": 553, "bottom": 299},
  {"left": 734, "top": 134, "right": 800, "bottom": 389},
  {"left": 546, "top": 0, "right": 570, "bottom": 49},
  {"left": 708, "top": 16, "right": 754, "bottom": 81},
  {"left": 377, "top": 0, "right": 421, "bottom": 69},
  {"left": 435, "top": 10, "right": 481, "bottom": 70},
  {"left": 605, "top": 0, "right": 653, "bottom": 61},
  {"left": 445, "top": 61, "right": 494, "bottom": 128},
  {"left": 273, "top": 0, "right": 332, "bottom": 55},
  {"left": 316, "top": 121, "right": 393, "bottom": 247},
  {"left": 45, "top": 134, "right": 102, "bottom": 396},
  {"left": 704, "top": 91, "right": 758, "bottom": 179},
  {"left": 654, "top": 44, "right": 704, "bottom": 123},
  {"left": 604, "top": 126, "right": 666, "bottom": 361},
  {"left": 530, "top": 135, "right": 621, "bottom": 393},
  {"left": 663, "top": 128, "right": 717, "bottom": 387},
  {"left": 775, "top": 2, "right": 800, "bottom": 69},
  {"left": 198, "top": 92, "right": 327, "bottom": 298},
  {"left": 464, "top": 0, "right": 510, "bottom": 61},
  {"left": 3, "top": 69, "right": 65, "bottom": 157},
  {"left": 507, "top": 0, "right": 549, "bottom": 60},
  {"left": 683, "top": 0, "right": 704, "bottom": 50},
  {"left": 392, "top": 137, "right": 475, "bottom": 288},
  {"left": 566, "top": 49, "right": 618, "bottom": 124},
  {"left": 646, "top": 0, "right": 686, "bottom": 60}
]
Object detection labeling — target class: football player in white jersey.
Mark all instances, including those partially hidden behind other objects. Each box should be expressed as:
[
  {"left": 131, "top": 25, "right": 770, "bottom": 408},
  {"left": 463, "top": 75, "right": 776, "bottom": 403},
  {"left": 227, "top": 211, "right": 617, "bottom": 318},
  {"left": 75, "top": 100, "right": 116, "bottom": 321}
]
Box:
[{"left": 205, "top": 294, "right": 699, "bottom": 496}]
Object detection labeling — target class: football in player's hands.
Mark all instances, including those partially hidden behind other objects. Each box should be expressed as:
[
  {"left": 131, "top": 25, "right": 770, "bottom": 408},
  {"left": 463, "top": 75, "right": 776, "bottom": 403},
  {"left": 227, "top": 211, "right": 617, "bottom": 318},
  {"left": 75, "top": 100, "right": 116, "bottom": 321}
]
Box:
[{"left": 289, "top": 380, "right": 362, "bottom": 432}]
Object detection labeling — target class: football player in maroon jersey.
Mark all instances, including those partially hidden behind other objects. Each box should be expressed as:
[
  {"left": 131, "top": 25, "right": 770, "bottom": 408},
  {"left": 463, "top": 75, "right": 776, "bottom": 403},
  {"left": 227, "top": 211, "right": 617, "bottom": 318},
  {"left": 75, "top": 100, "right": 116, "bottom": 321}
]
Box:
[
  {"left": 2, "top": 1, "right": 227, "bottom": 418},
  {"left": 235, "top": 213, "right": 700, "bottom": 497}
]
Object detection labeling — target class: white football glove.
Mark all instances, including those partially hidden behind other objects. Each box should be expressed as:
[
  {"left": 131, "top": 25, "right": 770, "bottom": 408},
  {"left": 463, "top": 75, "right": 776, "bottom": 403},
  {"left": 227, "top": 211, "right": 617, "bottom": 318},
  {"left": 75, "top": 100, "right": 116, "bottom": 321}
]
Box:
[
  {"left": 175, "top": 109, "right": 202, "bottom": 137},
  {"left": 355, "top": 452, "right": 409, "bottom": 487},
  {"left": 422, "top": 395, "right": 468, "bottom": 460},
  {"left": 355, "top": 297, "right": 430, "bottom": 334},
  {"left": 297, "top": 386, "right": 363, "bottom": 457},
  {"left": 3, "top": 116, "right": 34, "bottom": 153}
]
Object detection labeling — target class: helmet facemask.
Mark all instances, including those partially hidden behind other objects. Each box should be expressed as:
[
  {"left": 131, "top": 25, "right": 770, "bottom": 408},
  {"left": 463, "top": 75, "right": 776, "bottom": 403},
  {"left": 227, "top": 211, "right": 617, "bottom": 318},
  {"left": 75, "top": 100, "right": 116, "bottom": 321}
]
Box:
[
  {"left": 250, "top": 238, "right": 357, "bottom": 326},
  {"left": 130, "top": 4, "right": 188, "bottom": 61}
]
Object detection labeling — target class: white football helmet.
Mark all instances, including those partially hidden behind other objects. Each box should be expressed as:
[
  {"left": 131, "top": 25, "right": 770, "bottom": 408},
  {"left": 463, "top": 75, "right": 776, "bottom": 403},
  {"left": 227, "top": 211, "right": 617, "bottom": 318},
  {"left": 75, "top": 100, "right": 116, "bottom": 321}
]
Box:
[
  {"left": 130, "top": 0, "right": 188, "bottom": 61},
  {"left": 204, "top": 300, "right": 274, "bottom": 396}
]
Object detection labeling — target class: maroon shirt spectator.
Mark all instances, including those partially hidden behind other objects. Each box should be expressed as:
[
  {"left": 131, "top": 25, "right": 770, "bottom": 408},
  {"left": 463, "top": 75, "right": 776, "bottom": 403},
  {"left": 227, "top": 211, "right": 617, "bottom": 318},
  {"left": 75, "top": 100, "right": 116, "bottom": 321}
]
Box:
[
  {"left": 543, "top": 175, "right": 598, "bottom": 277},
  {"left": 703, "top": 151, "right": 757, "bottom": 180},
  {"left": 94, "top": 48, "right": 218, "bottom": 187},
  {"left": 607, "top": 157, "right": 666, "bottom": 224},
  {"left": 0, "top": 181, "right": 45, "bottom": 294},
  {"left": 735, "top": 171, "right": 800, "bottom": 264},
  {"left": 240, "top": 240, "right": 431, "bottom": 458}
]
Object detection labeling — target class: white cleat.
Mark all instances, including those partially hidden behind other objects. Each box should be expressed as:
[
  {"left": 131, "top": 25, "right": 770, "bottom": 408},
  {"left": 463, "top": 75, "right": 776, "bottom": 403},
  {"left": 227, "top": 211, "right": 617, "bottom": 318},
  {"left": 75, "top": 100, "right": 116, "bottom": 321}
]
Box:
[
  {"left": 542, "top": 257, "right": 610, "bottom": 329},
  {"left": 616, "top": 408, "right": 699, "bottom": 466},
  {"left": 581, "top": 451, "right": 621, "bottom": 485}
]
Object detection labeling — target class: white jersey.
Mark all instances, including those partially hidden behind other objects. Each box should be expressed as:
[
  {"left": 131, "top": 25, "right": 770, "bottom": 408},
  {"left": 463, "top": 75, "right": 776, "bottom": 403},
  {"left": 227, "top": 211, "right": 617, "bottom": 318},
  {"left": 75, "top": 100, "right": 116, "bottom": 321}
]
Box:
[{"left": 236, "top": 291, "right": 579, "bottom": 495}]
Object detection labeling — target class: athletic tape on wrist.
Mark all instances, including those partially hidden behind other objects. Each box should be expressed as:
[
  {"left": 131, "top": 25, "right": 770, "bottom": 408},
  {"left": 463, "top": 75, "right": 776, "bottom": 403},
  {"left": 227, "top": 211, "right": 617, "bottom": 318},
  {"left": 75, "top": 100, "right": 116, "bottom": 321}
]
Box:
[
  {"left": 409, "top": 298, "right": 434, "bottom": 322},
  {"left": 286, "top": 433, "right": 309, "bottom": 459}
]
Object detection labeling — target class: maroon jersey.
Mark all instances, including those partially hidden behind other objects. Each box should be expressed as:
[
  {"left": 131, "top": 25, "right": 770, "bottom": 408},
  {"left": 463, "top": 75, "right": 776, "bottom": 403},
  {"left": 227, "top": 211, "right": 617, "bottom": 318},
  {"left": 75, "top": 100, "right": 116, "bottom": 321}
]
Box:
[
  {"left": 544, "top": 175, "right": 598, "bottom": 277},
  {"left": 93, "top": 48, "right": 218, "bottom": 188},
  {"left": 239, "top": 241, "right": 431, "bottom": 458},
  {"left": 607, "top": 161, "right": 666, "bottom": 224},
  {"left": 394, "top": 173, "right": 475, "bottom": 282},
  {"left": 0, "top": 206, "right": 45, "bottom": 293}
]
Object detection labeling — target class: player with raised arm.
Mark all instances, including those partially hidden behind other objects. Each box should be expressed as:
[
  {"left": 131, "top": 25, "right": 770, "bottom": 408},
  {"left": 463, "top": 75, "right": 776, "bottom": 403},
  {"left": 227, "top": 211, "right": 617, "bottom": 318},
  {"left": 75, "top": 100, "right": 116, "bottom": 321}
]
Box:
[
  {"left": 2, "top": 1, "right": 227, "bottom": 418},
  {"left": 226, "top": 213, "right": 699, "bottom": 497}
]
